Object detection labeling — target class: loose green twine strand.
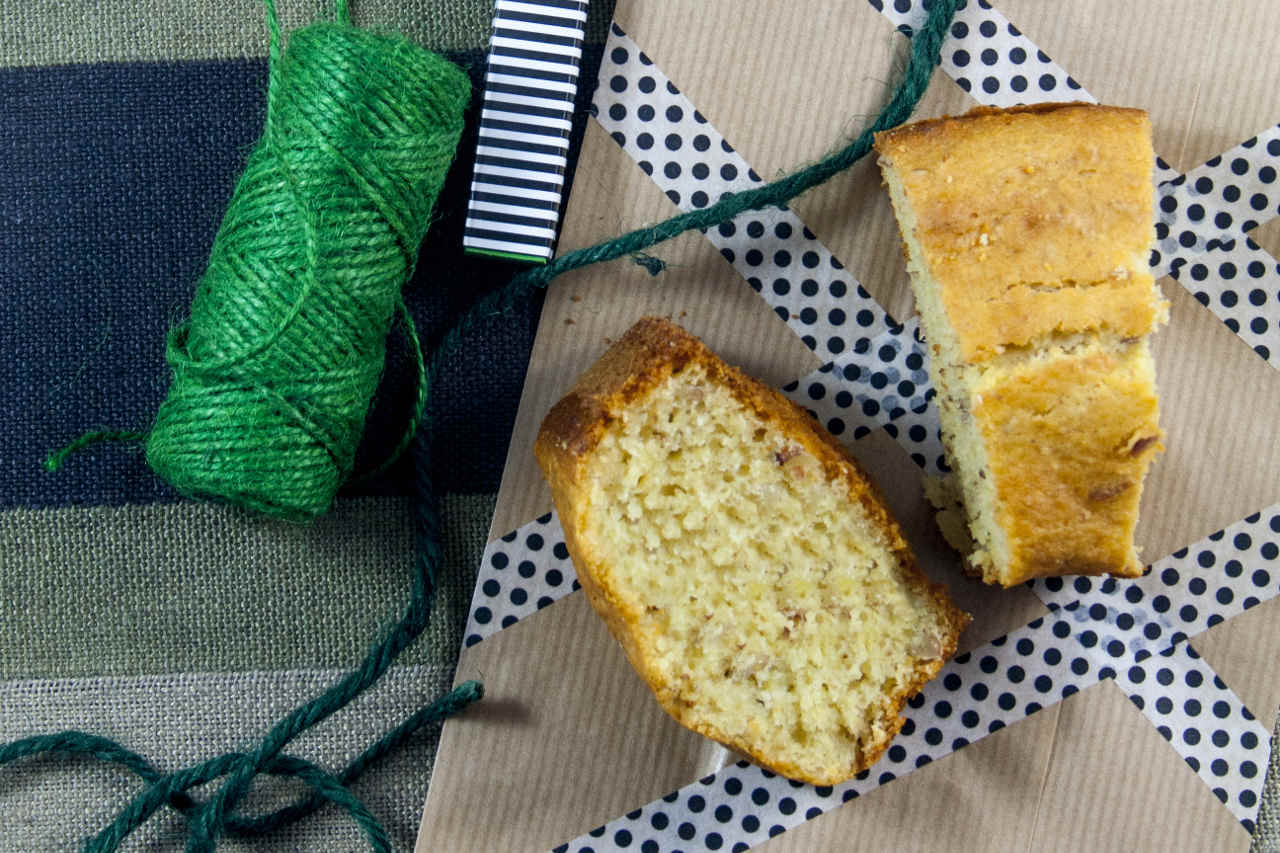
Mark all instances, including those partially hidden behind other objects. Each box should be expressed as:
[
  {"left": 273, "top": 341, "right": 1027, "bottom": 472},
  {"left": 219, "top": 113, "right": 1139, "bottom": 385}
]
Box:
[
  {"left": 12, "top": 0, "right": 957, "bottom": 850},
  {"left": 426, "top": 0, "right": 958, "bottom": 373}
]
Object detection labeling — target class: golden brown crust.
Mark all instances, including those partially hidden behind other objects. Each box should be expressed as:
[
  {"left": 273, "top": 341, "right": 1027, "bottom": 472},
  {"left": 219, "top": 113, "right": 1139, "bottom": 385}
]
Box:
[
  {"left": 875, "top": 102, "right": 1162, "bottom": 362},
  {"left": 876, "top": 101, "right": 1142, "bottom": 139},
  {"left": 875, "top": 103, "right": 1165, "bottom": 588},
  {"left": 534, "top": 317, "right": 968, "bottom": 784},
  {"left": 975, "top": 343, "right": 1162, "bottom": 585}
]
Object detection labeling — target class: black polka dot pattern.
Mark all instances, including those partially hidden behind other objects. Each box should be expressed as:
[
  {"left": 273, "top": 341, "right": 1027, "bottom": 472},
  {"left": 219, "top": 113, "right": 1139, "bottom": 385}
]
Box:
[
  {"left": 1027, "top": 507, "right": 1280, "bottom": 829},
  {"left": 464, "top": 511, "right": 578, "bottom": 645},
  {"left": 593, "top": 25, "right": 938, "bottom": 451},
  {"left": 1115, "top": 642, "right": 1270, "bottom": 829},
  {"left": 777, "top": 331, "right": 945, "bottom": 473},
  {"left": 484, "top": 15, "right": 1279, "bottom": 851},
  {"left": 1030, "top": 507, "right": 1280, "bottom": 661},
  {"left": 877, "top": 0, "right": 1085, "bottom": 108},
  {"left": 1154, "top": 125, "right": 1280, "bottom": 366},
  {"left": 556, "top": 497, "right": 1278, "bottom": 850}
]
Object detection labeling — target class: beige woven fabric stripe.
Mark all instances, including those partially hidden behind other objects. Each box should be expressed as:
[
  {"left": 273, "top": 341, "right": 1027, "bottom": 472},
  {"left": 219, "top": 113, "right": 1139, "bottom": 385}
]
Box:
[
  {"left": 0, "top": 664, "right": 454, "bottom": 850},
  {"left": 0, "top": 0, "right": 614, "bottom": 68},
  {"left": 0, "top": 492, "right": 493, "bottom": 848},
  {"left": 0, "top": 494, "right": 491, "bottom": 677},
  {"left": 1257, "top": 715, "right": 1280, "bottom": 853},
  {"left": 0, "top": 1, "right": 487, "bottom": 66}
]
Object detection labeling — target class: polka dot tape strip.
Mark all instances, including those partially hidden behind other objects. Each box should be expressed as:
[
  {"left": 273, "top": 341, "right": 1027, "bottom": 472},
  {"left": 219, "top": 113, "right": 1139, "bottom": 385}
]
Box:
[
  {"left": 875, "top": 0, "right": 1089, "bottom": 106},
  {"left": 553, "top": 509, "right": 1278, "bottom": 851},
  {"left": 459, "top": 2, "right": 1280, "bottom": 846},
  {"left": 464, "top": 511, "right": 578, "bottom": 645},
  {"left": 1154, "top": 128, "right": 1280, "bottom": 267},
  {"left": 1116, "top": 643, "right": 1270, "bottom": 829},
  {"left": 591, "top": 25, "right": 935, "bottom": 424},
  {"left": 780, "top": 356, "right": 948, "bottom": 475},
  {"left": 1030, "top": 506, "right": 1280, "bottom": 652},
  {"left": 1155, "top": 126, "right": 1280, "bottom": 365}
]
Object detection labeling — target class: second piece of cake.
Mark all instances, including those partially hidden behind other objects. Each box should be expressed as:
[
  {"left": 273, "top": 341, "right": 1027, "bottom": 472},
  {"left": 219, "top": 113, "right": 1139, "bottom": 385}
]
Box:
[
  {"left": 875, "top": 103, "right": 1168, "bottom": 587},
  {"left": 535, "top": 317, "right": 968, "bottom": 785}
]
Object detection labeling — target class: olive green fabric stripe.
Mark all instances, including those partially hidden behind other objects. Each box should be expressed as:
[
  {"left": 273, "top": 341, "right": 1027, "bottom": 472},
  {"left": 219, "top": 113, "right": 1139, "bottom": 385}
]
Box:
[
  {"left": 0, "top": 0, "right": 615, "bottom": 69},
  {"left": 0, "top": 493, "right": 492, "bottom": 678},
  {"left": 0, "top": 1, "right": 489, "bottom": 66}
]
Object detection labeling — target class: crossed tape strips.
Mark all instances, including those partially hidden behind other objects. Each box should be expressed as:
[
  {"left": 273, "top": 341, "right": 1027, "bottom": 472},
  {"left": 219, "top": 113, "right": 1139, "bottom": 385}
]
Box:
[{"left": 457, "top": 2, "right": 1280, "bottom": 847}]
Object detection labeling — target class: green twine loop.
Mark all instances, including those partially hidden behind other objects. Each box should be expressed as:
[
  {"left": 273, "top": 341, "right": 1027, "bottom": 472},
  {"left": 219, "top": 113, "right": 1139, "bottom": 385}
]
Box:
[
  {"left": 141, "top": 0, "right": 470, "bottom": 522},
  {"left": 18, "top": 0, "right": 957, "bottom": 849},
  {"left": 430, "top": 0, "right": 958, "bottom": 384}
]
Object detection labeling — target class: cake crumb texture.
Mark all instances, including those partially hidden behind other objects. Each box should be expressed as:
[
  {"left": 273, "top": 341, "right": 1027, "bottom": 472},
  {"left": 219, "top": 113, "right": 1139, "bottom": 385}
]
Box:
[
  {"left": 535, "top": 317, "right": 968, "bottom": 785},
  {"left": 876, "top": 103, "right": 1167, "bottom": 586}
]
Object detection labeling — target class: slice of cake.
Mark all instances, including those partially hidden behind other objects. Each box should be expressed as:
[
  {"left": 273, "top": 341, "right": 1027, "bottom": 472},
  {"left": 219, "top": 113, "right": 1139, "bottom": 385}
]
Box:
[
  {"left": 875, "top": 103, "right": 1167, "bottom": 587},
  {"left": 534, "top": 317, "right": 968, "bottom": 785}
]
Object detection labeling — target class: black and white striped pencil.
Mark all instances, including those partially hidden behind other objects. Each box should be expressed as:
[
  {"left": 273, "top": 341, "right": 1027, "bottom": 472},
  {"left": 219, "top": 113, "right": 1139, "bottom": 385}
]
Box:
[{"left": 464, "top": 0, "right": 590, "bottom": 263}]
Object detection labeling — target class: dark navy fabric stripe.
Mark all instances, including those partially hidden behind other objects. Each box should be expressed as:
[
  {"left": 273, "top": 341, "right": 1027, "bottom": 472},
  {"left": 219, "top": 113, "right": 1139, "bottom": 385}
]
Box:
[{"left": 0, "top": 39, "right": 608, "bottom": 509}]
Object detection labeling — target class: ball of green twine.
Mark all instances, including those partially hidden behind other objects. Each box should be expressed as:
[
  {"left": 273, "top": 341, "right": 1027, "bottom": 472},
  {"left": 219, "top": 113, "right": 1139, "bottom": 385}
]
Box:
[{"left": 145, "top": 19, "right": 470, "bottom": 521}]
